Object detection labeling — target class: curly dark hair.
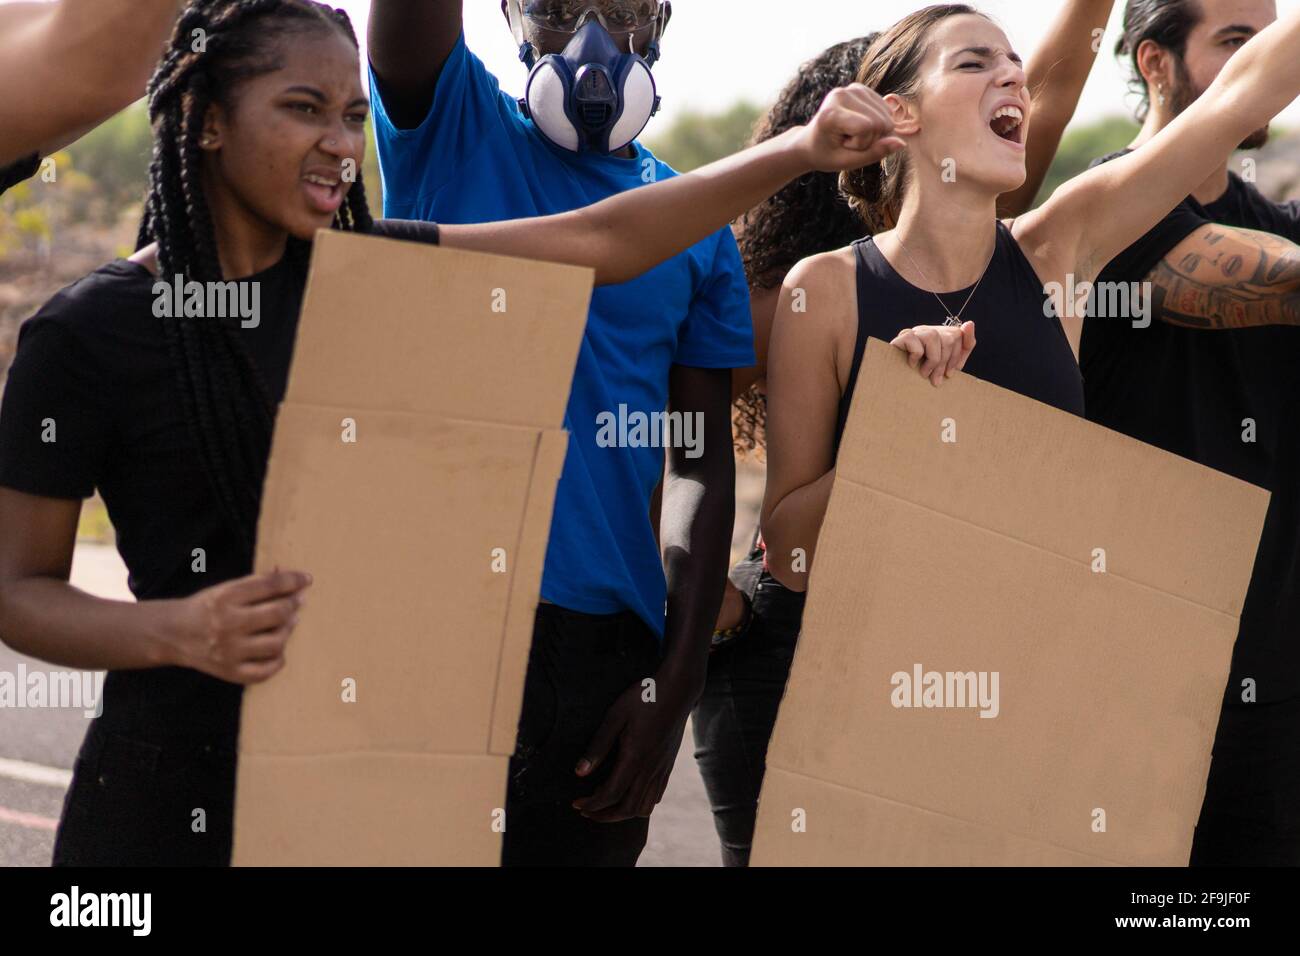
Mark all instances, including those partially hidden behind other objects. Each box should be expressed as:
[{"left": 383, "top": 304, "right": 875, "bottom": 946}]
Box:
[
  {"left": 138, "top": 0, "right": 375, "bottom": 559},
  {"left": 733, "top": 35, "right": 878, "bottom": 459}
]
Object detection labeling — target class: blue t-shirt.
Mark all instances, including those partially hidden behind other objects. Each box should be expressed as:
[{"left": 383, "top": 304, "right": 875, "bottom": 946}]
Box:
[{"left": 369, "top": 33, "right": 754, "bottom": 637}]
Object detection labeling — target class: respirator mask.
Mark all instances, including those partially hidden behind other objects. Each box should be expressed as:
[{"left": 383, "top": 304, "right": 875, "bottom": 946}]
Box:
[{"left": 508, "top": 1, "right": 670, "bottom": 154}]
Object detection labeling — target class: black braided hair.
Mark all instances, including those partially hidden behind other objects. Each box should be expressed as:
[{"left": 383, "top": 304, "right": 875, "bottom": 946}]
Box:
[
  {"left": 732, "top": 35, "right": 879, "bottom": 460},
  {"left": 138, "top": 0, "right": 375, "bottom": 559}
]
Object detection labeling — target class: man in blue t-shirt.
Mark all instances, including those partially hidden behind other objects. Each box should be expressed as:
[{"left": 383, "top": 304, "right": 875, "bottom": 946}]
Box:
[{"left": 368, "top": 1, "right": 754, "bottom": 865}]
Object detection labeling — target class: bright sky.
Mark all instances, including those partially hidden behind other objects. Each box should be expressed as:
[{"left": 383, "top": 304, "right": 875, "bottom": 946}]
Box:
[
  {"left": 329, "top": 0, "right": 1300, "bottom": 129},
  {"left": 9, "top": 1, "right": 1300, "bottom": 128}
]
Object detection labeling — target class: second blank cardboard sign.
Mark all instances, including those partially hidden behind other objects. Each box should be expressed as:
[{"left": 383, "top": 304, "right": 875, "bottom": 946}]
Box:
[
  {"left": 751, "top": 340, "right": 1268, "bottom": 866},
  {"left": 233, "top": 231, "right": 592, "bottom": 866}
]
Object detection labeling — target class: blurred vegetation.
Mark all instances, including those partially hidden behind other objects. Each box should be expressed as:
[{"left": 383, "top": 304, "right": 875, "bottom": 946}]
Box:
[
  {"left": 0, "top": 103, "right": 149, "bottom": 259},
  {"left": 646, "top": 102, "right": 764, "bottom": 172},
  {"left": 77, "top": 497, "right": 116, "bottom": 545},
  {"left": 66, "top": 100, "right": 154, "bottom": 212},
  {"left": 1029, "top": 115, "right": 1141, "bottom": 207},
  {"left": 0, "top": 152, "right": 97, "bottom": 257}
]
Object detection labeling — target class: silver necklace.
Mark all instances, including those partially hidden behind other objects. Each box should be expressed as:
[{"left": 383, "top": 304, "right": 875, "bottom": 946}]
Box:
[{"left": 894, "top": 234, "right": 992, "bottom": 328}]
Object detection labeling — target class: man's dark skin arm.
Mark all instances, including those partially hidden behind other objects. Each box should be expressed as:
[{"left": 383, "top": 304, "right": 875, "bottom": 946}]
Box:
[
  {"left": 573, "top": 365, "right": 734, "bottom": 822},
  {"left": 1146, "top": 223, "right": 1300, "bottom": 328},
  {"left": 368, "top": 0, "right": 464, "bottom": 130}
]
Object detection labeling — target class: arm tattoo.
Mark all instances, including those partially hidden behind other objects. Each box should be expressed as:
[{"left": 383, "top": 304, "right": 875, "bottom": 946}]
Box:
[{"left": 1146, "top": 226, "right": 1300, "bottom": 329}]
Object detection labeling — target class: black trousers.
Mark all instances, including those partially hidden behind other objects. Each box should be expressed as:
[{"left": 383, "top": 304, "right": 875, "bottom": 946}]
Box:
[
  {"left": 1190, "top": 695, "right": 1300, "bottom": 866},
  {"left": 691, "top": 564, "right": 804, "bottom": 867},
  {"left": 501, "top": 603, "right": 662, "bottom": 866},
  {"left": 52, "top": 717, "right": 238, "bottom": 866}
]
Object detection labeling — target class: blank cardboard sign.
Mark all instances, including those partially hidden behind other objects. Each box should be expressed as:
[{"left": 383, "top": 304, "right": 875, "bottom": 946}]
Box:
[
  {"left": 751, "top": 340, "right": 1269, "bottom": 867},
  {"left": 232, "top": 231, "right": 592, "bottom": 866}
]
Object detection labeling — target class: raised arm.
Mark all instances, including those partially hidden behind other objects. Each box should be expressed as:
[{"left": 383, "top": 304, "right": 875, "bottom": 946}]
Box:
[
  {"left": 1144, "top": 224, "right": 1300, "bottom": 328},
  {"left": 0, "top": 0, "right": 181, "bottom": 166},
  {"left": 998, "top": 0, "right": 1115, "bottom": 217},
  {"left": 1026, "top": 6, "right": 1300, "bottom": 283},
  {"left": 440, "top": 85, "right": 906, "bottom": 285},
  {"left": 368, "top": 0, "right": 464, "bottom": 130}
]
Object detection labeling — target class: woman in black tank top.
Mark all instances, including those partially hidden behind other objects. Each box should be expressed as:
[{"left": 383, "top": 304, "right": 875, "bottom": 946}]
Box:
[
  {"left": 695, "top": 3, "right": 1300, "bottom": 866},
  {"left": 692, "top": 22, "right": 1108, "bottom": 867},
  {"left": 834, "top": 221, "right": 1083, "bottom": 453},
  {"left": 763, "top": 3, "right": 1300, "bottom": 592}
]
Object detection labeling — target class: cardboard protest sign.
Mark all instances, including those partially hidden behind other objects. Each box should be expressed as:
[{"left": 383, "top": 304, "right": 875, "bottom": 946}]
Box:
[
  {"left": 232, "top": 230, "right": 592, "bottom": 865},
  {"left": 751, "top": 340, "right": 1268, "bottom": 866}
]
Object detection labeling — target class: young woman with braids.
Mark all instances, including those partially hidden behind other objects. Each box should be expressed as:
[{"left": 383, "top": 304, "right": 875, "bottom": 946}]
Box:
[
  {"left": 0, "top": 0, "right": 922, "bottom": 865},
  {"left": 694, "top": 1, "right": 1116, "bottom": 868}
]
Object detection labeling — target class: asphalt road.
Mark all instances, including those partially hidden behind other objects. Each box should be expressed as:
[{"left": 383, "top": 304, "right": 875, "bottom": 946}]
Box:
[
  {"left": 0, "top": 544, "right": 122, "bottom": 866},
  {"left": 0, "top": 543, "right": 721, "bottom": 867}
]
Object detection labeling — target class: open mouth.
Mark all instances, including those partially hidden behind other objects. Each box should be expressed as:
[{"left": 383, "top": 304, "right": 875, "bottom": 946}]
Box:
[
  {"left": 989, "top": 105, "right": 1024, "bottom": 145},
  {"left": 302, "top": 172, "right": 345, "bottom": 214}
]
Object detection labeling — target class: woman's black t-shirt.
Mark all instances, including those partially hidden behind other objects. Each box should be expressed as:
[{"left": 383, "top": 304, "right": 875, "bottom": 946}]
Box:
[
  {"left": 0, "top": 220, "right": 439, "bottom": 742},
  {"left": 745, "top": 221, "right": 1083, "bottom": 616}
]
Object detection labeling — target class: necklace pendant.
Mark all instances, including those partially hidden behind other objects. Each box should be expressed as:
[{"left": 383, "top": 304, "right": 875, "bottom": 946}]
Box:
[{"left": 943, "top": 315, "right": 961, "bottom": 328}]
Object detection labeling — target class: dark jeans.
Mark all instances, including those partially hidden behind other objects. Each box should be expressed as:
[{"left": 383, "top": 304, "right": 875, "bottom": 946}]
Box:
[
  {"left": 1190, "top": 695, "right": 1300, "bottom": 866},
  {"left": 692, "top": 563, "right": 805, "bottom": 867},
  {"left": 502, "top": 603, "right": 662, "bottom": 866},
  {"left": 53, "top": 717, "right": 239, "bottom": 866}
]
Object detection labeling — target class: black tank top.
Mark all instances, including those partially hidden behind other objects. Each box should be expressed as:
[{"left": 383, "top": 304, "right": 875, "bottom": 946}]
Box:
[{"left": 834, "top": 221, "right": 1084, "bottom": 452}]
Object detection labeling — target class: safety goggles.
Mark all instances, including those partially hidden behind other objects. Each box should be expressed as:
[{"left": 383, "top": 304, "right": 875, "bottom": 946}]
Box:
[{"left": 516, "top": 0, "right": 664, "bottom": 38}]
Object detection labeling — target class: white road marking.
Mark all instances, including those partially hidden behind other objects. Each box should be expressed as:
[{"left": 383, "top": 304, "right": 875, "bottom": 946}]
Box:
[{"left": 0, "top": 756, "right": 72, "bottom": 788}]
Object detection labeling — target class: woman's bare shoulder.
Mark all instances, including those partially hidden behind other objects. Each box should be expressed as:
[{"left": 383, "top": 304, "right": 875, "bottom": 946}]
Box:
[
  {"left": 127, "top": 243, "right": 159, "bottom": 276},
  {"left": 778, "top": 245, "right": 860, "bottom": 337}
]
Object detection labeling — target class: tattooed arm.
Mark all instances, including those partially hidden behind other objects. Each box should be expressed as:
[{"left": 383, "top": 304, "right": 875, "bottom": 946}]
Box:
[{"left": 1146, "top": 224, "right": 1300, "bottom": 329}]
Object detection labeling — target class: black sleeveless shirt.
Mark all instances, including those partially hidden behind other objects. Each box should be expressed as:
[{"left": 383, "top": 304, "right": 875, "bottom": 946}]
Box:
[
  {"left": 834, "top": 221, "right": 1084, "bottom": 451},
  {"left": 735, "top": 222, "right": 1085, "bottom": 615}
]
